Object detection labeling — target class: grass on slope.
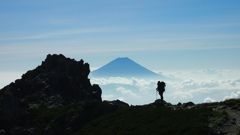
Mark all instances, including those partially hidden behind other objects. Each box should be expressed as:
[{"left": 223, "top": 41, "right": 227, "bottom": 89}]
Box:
[{"left": 78, "top": 105, "right": 212, "bottom": 135}]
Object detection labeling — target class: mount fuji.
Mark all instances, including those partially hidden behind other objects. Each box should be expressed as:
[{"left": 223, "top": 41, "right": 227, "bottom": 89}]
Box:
[{"left": 91, "top": 57, "right": 161, "bottom": 78}]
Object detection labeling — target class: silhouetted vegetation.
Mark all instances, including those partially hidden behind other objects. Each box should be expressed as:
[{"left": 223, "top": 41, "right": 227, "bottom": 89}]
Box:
[{"left": 78, "top": 105, "right": 211, "bottom": 135}]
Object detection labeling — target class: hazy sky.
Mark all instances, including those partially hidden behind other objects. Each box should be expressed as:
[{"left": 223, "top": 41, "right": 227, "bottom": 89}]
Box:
[{"left": 0, "top": 0, "right": 240, "bottom": 103}]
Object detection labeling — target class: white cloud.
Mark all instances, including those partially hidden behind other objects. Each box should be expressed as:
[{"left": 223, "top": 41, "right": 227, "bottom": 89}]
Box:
[
  {"left": 132, "top": 78, "right": 157, "bottom": 92},
  {"left": 91, "top": 77, "right": 134, "bottom": 86},
  {"left": 203, "top": 97, "right": 216, "bottom": 103},
  {"left": 116, "top": 87, "right": 140, "bottom": 98},
  {"left": 223, "top": 91, "right": 240, "bottom": 101},
  {"left": 0, "top": 27, "right": 124, "bottom": 41},
  {"left": 228, "top": 79, "right": 240, "bottom": 86},
  {"left": 180, "top": 79, "right": 219, "bottom": 89},
  {"left": 91, "top": 77, "right": 158, "bottom": 92},
  {"left": 172, "top": 90, "right": 193, "bottom": 100},
  {"left": 92, "top": 69, "right": 240, "bottom": 104},
  {"left": 102, "top": 94, "right": 115, "bottom": 100}
]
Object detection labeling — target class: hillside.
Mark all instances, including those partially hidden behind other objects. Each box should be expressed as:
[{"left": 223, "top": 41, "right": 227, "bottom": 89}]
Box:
[
  {"left": 78, "top": 99, "right": 240, "bottom": 135},
  {"left": 0, "top": 54, "right": 239, "bottom": 135}
]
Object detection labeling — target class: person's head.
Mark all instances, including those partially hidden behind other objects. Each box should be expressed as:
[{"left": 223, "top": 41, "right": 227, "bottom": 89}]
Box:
[{"left": 157, "top": 81, "right": 161, "bottom": 86}]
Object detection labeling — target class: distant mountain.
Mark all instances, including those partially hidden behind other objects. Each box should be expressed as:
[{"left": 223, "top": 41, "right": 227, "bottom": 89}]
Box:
[{"left": 91, "top": 57, "right": 161, "bottom": 78}]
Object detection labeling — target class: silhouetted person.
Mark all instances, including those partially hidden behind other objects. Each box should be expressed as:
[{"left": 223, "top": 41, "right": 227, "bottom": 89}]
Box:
[{"left": 156, "top": 81, "right": 166, "bottom": 101}]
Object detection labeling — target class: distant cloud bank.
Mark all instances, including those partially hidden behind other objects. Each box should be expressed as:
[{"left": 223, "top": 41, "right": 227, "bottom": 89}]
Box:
[{"left": 91, "top": 69, "right": 240, "bottom": 105}]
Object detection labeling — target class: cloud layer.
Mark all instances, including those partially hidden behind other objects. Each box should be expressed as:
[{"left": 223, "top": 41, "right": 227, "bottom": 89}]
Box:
[{"left": 91, "top": 69, "right": 240, "bottom": 105}]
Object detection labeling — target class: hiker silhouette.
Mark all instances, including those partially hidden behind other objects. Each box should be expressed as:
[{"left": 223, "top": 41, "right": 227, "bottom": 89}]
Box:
[{"left": 156, "top": 81, "right": 166, "bottom": 101}]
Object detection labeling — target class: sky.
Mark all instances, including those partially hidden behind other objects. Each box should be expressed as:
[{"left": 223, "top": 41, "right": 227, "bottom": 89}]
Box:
[{"left": 0, "top": 0, "right": 240, "bottom": 104}]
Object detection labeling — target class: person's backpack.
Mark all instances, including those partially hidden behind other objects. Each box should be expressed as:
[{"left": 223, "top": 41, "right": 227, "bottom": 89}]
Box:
[{"left": 160, "top": 82, "right": 166, "bottom": 92}]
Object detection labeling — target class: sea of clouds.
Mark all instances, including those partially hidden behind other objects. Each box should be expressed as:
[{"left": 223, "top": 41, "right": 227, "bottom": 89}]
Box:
[{"left": 91, "top": 69, "right": 240, "bottom": 105}]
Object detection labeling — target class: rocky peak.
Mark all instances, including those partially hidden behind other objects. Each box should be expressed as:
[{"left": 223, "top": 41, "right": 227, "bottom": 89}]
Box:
[
  {"left": 0, "top": 54, "right": 102, "bottom": 127},
  {"left": 22, "top": 54, "right": 90, "bottom": 80}
]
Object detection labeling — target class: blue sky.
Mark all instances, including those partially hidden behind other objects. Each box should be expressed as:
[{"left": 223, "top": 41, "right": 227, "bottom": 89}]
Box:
[
  {"left": 1, "top": 0, "right": 240, "bottom": 70},
  {"left": 0, "top": 0, "right": 240, "bottom": 104}
]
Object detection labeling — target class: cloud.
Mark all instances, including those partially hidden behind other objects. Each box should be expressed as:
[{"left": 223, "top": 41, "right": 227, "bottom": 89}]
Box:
[
  {"left": 228, "top": 79, "right": 240, "bottom": 86},
  {"left": 203, "top": 97, "right": 216, "bottom": 103},
  {"left": 91, "top": 77, "right": 134, "bottom": 86},
  {"left": 102, "top": 94, "right": 115, "bottom": 100},
  {"left": 91, "top": 77, "right": 158, "bottom": 92},
  {"left": 223, "top": 91, "right": 240, "bottom": 101},
  {"left": 132, "top": 78, "right": 157, "bottom": 92},
  {"left": 172, "top": 90, "right": 193, "bottom": 100},
  {"left": 92, "top": 69, "right": 240, "bottom": 104},
  {"left": 116, "top": 87, "right": 140, "bottom": 98},
  {"left": 180, "top": 79, "right": 219, "bottom": 90},
  {"left": 0, "top": 27, "right": 124, "bottom": 41}
]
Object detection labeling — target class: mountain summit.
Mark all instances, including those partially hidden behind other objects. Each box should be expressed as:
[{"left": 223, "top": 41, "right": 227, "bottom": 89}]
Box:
[{"left": 91, "top": 57, "right": 160, "bottom": 78}]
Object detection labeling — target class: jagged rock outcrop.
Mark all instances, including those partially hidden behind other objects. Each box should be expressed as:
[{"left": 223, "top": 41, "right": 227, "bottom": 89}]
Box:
[{"left": 0, "top": 54, "right": 102, "bottom": 134}]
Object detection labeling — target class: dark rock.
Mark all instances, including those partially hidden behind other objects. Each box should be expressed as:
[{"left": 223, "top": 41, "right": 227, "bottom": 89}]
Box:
[
  {"left": 0, "top": 129, "right": 6, "bottom": 135},
  {"left": 182, "top": 102, "right": 195, "bottom": 108},
  {"left": 0, "top": 54, "right": 102, "bottom": 134},
  {"left": 154, "top": 99, "right": 169, "bottom": 106},
  {"left": 151, "top": 99, "right": 173, "bottom": 109},
  {"left": 1, "top": 54, "right": 102, "bottom": 103},
  {"left": 103, "top": 100, "right": 129, "bottom": 108},
  {"left": 177, "top": 102, "right": 182, "bottom": 106}
]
